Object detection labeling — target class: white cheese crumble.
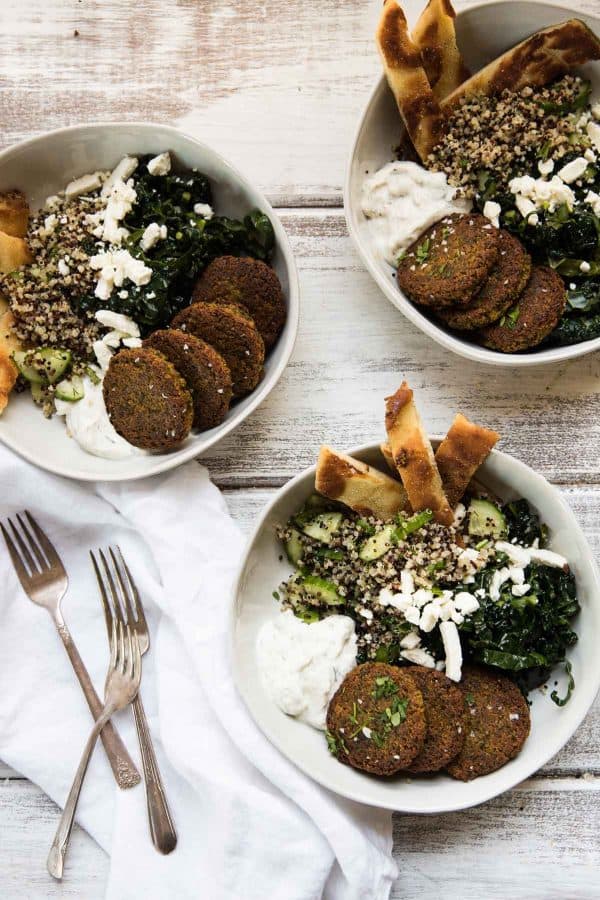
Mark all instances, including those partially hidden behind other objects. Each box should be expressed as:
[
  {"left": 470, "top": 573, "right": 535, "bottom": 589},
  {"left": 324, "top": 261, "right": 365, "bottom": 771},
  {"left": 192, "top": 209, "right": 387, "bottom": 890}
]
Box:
[
  {"left": 580, "top": 261, "right": 591, "bottom": 273},
  {"left": 147, "top": 152, "right": 171, "bottom": 176},
  {"left": 193, "top": 202, "right": 214, "bottom": 219},
  {"left": 57, "top": 258, "right": 70, "bottom": 277},
  {"left": 587, "top": 121, "right": 600, "bottom": 154},
  {"left": 65, "top": 171, "right": 103, "bottom": 199},
  {"left": 557, "top": 156, "right": 588, "bottom": 185},
  {"left": 439, "top": 621, "right": 462, "bottom": 682},
  {"left": 483, "top": 200, "right": 501, "bottom": 228},
  {"left": 538, "top": 158, "right": 554, "bottom": 176},
  {"left": 90, "top": 249, "right": 152, "bottom": 300},
  {"left": 101, "top": 156, "right": 138, "bottom": 198},
  {"left": 140, "top": 222, "right": 167, "bottom": 251},
  {"left": 95, "top": 309, "right": 140, "bottom": 336}
]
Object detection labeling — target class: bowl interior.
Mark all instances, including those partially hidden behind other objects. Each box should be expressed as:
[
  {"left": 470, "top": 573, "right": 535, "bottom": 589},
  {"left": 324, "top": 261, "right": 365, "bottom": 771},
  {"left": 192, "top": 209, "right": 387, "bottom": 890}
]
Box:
[
  {"left": 233, "top": 443, "right": 600, "bottom": 813},
  {"left": 345, "top": 1, "right": 600, "bottom": 367},
  {"left": 0, "top": 123, "right": 298, "bottom": 481}
]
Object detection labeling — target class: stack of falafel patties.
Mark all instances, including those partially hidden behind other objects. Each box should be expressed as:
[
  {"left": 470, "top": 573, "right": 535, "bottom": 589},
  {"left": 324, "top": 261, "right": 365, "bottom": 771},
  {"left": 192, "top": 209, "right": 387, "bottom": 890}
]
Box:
[
  {"left": 326, "top": 662, "right": 530, "bottom": 781},
  {"left": 396, "top": 213, "right": 566, "bottom": 353},
  {"left": 103, "top": 256, "right": 286, "bottom": 452}
]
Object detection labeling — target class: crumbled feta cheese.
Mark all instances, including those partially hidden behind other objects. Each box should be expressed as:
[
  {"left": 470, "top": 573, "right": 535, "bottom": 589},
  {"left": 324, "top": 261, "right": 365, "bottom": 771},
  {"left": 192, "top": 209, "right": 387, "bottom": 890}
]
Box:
[
  {"left": 362, "top": 726, "right": 372, "bottom": 739},
  {"left": 57, "top": 258, "right": 70, "bottom": 277},
  {"left": 193, "top": 202, "right": 214, "bottom": 219},
  {"left": 528, "top": 548, "right": 568, "bottom": 569},
  {"left": 453, "top": 503, "right": 466, "bottom": 525},
  {"left": 65, "top": 171, "right": 103, "bottom": 199},
  {"left": 458, "top": 547, "right": 480, "bottom": 565},
  {"left": 439, "top": 621, "right": 462, "bottom": 682},
  {"left": 90, "top": 251, "right": 152, "bottom": 301},
  {"left": 419, "top": 603, "right": 440, "bottom": 633},
  {"left": 515, "top": 195, "right": 536, "bottom": 219},
  {"left": 118, "top": 289, "right": 129, "bottom": 300},
  {"left": 538, "top": 158, "right": 554, "bottom": 177},
  {"left": 483, "top": 200, "right": 501, "bottom": 228},
  {"left": 453, "top": 592, "right": 480, "bottom": 615},
  {"left": 102, "top": 330, "right": 124, "bottom": 348},
  {"left": 122, "top": 336, "right": 142, "bottom": 349},
  {"left": 93, "top": 339, "right": 114, "bottom": 371},
  {"left": 404, "top": 606, "right": 421, "bottom": 625},
  {"left": 101, "top": 157, "right": 138, "bottom": 198},
  {"left": 509, "top": 174, "right": 575, "bottom": 213},
  {"left": 100, "top": 177, "right": 137, "bottom": 245},
  {"left": 587, "top": 121, "right": 600, "bottom": 154},
  {"left": 43, "top": 213, "right": 58, "bottom": 233},
  {"left": 358, "top": 607, "right": 373, "bottom": 621},
  {"left": 511, "top": 583, "right": 531, "bottom": 597},
  {"left": 400, "top": 569, "right": 414, "bottom": 595},
  {"left": 412, "top": 588, "right": 434, "bottom": 609},
  {"left": 399, "top": 631, "right": 421, "bottom": 650},
  {"left": 95, "top": 309, "right": 140, "bottom": 336},
  {"left": 529, "top": 214, "right": 539, "bottom": 226},
  {"left": 495, "top": 541, "right": 530, "bottom": 568},
  {"left": 147, "top": 152, "right": 171, "bottom": 176},
  {"left": 489, "top": 567, "right": 511, "bottom": 602},
  {"left": 400, "top": 648, "right": 435, "bottom": 668},
  {"left": 558, "top": 157, "right": 588, "bottom": 184},
  {"left": 140, "top": 221, "right": 167, "bottom": 251},
  {"left": 585, "top": 190, "right": 600, "bottom": 216},
  {"left": 580, "top": 261, "right": 591, "bottom": 273},
  {"left": 584, "top": 148, "right": 597, "bottom": 163}
]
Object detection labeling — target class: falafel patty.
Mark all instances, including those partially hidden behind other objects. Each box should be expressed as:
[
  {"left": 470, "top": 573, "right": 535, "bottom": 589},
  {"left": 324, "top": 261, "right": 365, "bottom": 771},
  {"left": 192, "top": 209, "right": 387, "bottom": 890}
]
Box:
[
  {"left": 404, "top": 667, "right": 466, "bottom": 774},
  {"left": 192, "top": 255, "right": 286, "bottom": 349},
  {"left": 478, "top": 265, "right": 566, "bottom": 352},
  {"left": 103, "top": 348, "right": 193, "bottom": 452},
  {"left": 397, "top": 213, "right": 499, "bottom": 308},
  {"left": 171, "top": 302, "right": 265, "bottom": 398},
  {"left": 144, "top": 329, "right": 232, "bottom": 431},
  {"left": 446, "top": 666, "right": 530, "bottom": 782},
  {"left": 326, "top": 663, "right": 426, "bottom": 776},
  {"left": 437, "top": 231, "right": 531, "bottom": 331}
]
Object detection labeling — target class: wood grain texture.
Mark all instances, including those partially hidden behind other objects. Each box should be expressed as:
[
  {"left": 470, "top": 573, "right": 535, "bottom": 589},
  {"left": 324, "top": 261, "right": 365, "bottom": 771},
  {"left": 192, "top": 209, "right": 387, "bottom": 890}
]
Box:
[{"left": 2, "top": 0, "right": 600, "bottom": 896}]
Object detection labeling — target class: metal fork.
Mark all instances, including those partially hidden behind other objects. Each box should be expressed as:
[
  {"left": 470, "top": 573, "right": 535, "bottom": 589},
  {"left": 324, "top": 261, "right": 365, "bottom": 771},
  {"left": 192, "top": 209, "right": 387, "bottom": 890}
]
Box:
[
  {"left": 0, "top": 512, "right": 140, "bottom": 790},
  {"left": 91, "top": 547, "right": 177, "bottom": 855},
  {"left": 48, "top": 617, "right": 142, "bottom": 880}
]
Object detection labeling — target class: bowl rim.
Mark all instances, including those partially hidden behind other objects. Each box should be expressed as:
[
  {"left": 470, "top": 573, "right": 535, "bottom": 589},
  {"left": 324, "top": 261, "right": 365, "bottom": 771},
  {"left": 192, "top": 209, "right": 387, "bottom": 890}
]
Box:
[
  {"left": 343, "top": 0, "right": 600, "bottom": 368},
  {"left": 0, "top": 121, "right": 300, "bottom": 481},
  {"left": 231, "top": 439, "right": 600, "bottom": 813}
]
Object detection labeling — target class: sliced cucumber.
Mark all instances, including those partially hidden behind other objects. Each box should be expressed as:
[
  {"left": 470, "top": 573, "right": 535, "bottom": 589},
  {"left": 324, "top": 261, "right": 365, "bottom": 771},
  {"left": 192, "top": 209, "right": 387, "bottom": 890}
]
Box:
[
  {"left": 285, "top": 529, "right": 304, "bottom": 566},
  {"left": 54, "top": 375, "right": 84, "bottom": 402},
  {"left": 12, "top": 348, "right": 72, "bottom": 385},
  {"left": 468, "top": 498, "right": 507, "bottom": 539},
  {"left": 359, "top": 524, "right": 397, "bottom": 561},
  {"left": 301, "top": 575, "right": 343, "bottom": 606},
  {"left": 30, "top": 382, "right": 48, "bottom": 405},
  {"left": 302, "top": 512, "right": 343, "bottom": 544},
  {"left": 293, "top": 604, "right": 321, "bottom": 624}
]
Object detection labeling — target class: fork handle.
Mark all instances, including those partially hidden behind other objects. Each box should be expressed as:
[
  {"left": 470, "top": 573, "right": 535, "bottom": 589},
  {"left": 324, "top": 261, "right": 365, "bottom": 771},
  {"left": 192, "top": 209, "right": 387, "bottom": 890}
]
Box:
[
  {"left": 47, "top": 705, "right": 113, "bottom": 880},
  {"left": 133, "top": 693, "right": 177, "bottom": 854},
  {"left": 54, "top": 616, "right": 140, "bottom": 790}
]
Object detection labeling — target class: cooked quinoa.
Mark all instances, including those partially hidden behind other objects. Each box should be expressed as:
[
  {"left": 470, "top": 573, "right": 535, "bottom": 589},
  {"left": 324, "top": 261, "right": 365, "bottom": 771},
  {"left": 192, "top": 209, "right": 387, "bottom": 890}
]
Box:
[
  {"left": 0, "top": 193, "right": 104, "bottom": 358},
  {"left": 277, "top": 511, "right": 491, "bottom": 660},
  {"left": 428, "top": 75, "right": 589, "bottom": 197}
]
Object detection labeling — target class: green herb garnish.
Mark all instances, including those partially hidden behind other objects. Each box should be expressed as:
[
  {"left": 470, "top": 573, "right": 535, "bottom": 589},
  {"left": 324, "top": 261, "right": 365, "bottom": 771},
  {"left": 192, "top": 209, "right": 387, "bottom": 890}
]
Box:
[
  {"left": 551, "top": 660, "right": 575, "bottom": 706},
  {"left": 415, "top": 238, "right": 431, "bottom": 264},
  {"left": 372, "top": 676, "right": 399, "bottom": 700}
]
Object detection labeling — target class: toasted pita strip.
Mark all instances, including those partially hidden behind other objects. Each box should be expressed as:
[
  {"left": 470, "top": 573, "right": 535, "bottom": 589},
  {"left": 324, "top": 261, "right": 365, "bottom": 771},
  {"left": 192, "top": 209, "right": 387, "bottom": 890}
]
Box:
[
  {"left": 412, "top": 0, "right": 470, "bottom": 100},
  {"left": 376, "top": 0, "right": 445, "bottom": 160},
  {"left": 0, "top": 308, "right": 20, "bottom": 414},
  {"left": 434, "top": 414, "right": 500, "bottom": 508},
  {"left": 442, "top": 19, "right": 600, "bottom": 112},
  {"left": 0, "top": 191, "right": 29, "bottom": 238},
  {"left": 316, "top": 446, "right": 410, "bottom": 521},
  {"left": 384, "top": 382, "right": 453, "bottom": 525},
  {"left": 0, "top": 230, "right": 31, "bottom": 273}
]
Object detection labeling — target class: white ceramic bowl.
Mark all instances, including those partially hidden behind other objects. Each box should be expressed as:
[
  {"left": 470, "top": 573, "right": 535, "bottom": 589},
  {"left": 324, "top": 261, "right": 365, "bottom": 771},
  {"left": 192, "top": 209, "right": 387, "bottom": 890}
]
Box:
[
  {"left": 345, "top": 1, "right": 600, "bottom": 367},
  {"left": 0, "top": 123, "right": 299, "bottom": 480},
  {"left": 232, "top": 442, "right": 600, "bottom": 813}
]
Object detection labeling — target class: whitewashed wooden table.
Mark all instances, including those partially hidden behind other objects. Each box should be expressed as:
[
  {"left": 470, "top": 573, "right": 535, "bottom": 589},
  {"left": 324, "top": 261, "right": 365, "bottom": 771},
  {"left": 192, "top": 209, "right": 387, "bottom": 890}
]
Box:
[{"left": 1, "top": 0, "right": 600, "bottom": 896}]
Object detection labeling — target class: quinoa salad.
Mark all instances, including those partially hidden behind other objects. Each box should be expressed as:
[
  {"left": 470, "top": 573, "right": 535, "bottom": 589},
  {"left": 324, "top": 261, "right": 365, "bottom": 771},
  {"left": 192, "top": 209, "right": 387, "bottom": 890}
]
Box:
[
  {"left": 0, "top": 151, "right": 286, "bottom": 457},
  {"left": 256, "top": 385, "right": 580, "bottom": 782},
  {"left": 362, "top": 3, "right": 600, "bottom": 353}
]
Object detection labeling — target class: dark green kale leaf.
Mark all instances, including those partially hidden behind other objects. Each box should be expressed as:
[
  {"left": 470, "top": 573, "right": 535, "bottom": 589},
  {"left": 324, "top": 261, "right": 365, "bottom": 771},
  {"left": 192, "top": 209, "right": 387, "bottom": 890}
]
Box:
[{"left": 504, "top": 499, "right": 546, "bottom": 546}]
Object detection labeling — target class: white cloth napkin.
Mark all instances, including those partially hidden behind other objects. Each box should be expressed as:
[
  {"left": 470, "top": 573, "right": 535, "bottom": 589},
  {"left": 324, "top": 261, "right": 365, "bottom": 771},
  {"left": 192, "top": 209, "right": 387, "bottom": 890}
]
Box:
[{"left": 0, "top": 443, "right": 397, "bottom": 900}]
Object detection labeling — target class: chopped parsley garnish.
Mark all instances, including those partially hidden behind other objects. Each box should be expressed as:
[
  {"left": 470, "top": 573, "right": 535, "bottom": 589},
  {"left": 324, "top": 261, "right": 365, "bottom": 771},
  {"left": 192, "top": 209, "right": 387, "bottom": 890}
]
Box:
[
  {"left": 465, "top": 692, "right": 476, "bottom": 706},
  {"left": 500, "top": 305, "right": 520, "bottom": 328},
  {"left": 551, "top": 660, "right": 575, "bottom": 707},
  {"left": 372, "top": 676, "right": 399, "bottom": 700},
  {"left": 415, "top": 238, "right": 431, "bottom": 264}
]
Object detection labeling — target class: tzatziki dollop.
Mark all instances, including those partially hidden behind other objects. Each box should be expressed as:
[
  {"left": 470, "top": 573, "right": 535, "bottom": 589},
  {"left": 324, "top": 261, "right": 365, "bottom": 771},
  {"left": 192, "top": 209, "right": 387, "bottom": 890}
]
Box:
[
  {"left": 55, "top": 376, "right": 140, "bottom": 460},
  {"left": 256, "top": 610, "right": 357, "bottom": 730},
  {"left": 361, "top": 160, "right": 471, "bottom": 266}
]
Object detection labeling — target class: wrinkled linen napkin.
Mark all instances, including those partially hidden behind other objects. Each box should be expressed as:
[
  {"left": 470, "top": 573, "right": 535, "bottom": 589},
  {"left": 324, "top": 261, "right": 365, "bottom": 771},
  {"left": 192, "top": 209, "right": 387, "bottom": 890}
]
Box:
[{"left": 0, "top": 443, "right": 397, "bottom": 900}]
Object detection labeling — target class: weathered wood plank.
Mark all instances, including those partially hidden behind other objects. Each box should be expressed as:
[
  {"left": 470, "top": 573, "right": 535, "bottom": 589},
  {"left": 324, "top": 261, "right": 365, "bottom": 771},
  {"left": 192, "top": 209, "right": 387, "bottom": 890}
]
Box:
[
  {"left": 0, "top": 780, "right": 108, "bottom": 897},
  {"left": 0, "top": 0, "right": 597, "bottom": 205},
  {"left": 202, "top": 211, "right": 600, "bottom": 486}
]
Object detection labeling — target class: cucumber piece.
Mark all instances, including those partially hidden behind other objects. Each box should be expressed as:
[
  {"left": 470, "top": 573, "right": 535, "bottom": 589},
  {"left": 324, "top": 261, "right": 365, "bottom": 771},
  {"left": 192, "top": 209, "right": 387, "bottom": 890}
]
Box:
[
  {"left": 30, "top": 382, "right": 48, "bottom": 405},
  {"left": 12, "top": 348, "right": 71, "bottom": 385},
  {"left": 293, "top": 604, "right": 321, "bottom": 624},
  {"left": 285, "top": 529, "right": 304, "bottom": 566},
  {"left": 301, "top": 575, "right": 343, "bottom": 606},
  {"left": 359, "top": 524, "right": 397, "bottom": 561},
  {"left": 302, "top": 512, "right": 343, "bottom": 544},
  {"left": 54, "top": 375, "right": 84, "bottom": 402},
  {"left": 468, "top": 498, "right": 507, "bottom": 539}
]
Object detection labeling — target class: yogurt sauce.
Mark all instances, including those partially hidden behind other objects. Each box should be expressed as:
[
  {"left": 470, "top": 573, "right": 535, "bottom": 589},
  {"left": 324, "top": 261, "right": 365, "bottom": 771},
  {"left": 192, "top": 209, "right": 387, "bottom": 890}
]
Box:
[
  {"left": 361, "top": 160, "right": 471, "bottom": 266},
  {"left": 256, "top": 610, "right": 357, "bottom": 730},
  {"left": 55, "top": 376, "right": 140, "bottom": 460}
]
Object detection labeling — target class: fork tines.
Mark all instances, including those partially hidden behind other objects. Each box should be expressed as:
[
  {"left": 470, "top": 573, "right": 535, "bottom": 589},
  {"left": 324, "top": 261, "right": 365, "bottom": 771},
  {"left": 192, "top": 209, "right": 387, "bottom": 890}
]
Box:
[
  {"left": 90, "top": 546, "right": 143, "bottom": 631},
  {"left": 1, "top": 511, "right": 62, "bottom": 582}
]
